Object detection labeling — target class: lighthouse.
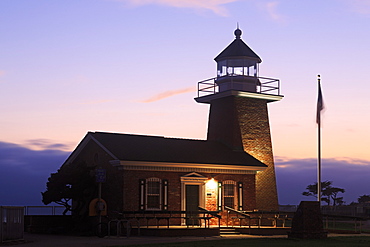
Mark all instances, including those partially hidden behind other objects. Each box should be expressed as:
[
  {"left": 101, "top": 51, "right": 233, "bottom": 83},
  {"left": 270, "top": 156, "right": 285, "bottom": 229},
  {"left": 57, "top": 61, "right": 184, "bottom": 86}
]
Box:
[{"left": 195, "top": 28, "right": 283, "bottom": 210}]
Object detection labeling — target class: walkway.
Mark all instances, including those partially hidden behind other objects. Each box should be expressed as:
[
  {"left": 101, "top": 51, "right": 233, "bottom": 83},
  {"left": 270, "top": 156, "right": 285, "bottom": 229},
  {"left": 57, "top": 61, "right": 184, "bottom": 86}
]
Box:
[{"left": 10, "top": 233, "right": 370, "bottom": 247}]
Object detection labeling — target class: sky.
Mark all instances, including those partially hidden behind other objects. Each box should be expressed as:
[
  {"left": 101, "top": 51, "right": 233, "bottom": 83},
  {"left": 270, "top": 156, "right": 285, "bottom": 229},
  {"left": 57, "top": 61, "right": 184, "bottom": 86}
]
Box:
[{"left": 1, "top": 0, "right": 370, "bottom": 206}]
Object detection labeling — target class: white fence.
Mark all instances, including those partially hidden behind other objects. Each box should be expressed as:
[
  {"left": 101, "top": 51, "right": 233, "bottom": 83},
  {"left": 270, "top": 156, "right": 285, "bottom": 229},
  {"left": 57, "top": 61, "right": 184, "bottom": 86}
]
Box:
[{"left": 1, "top": 206, "right": 24, "bottom": 243}]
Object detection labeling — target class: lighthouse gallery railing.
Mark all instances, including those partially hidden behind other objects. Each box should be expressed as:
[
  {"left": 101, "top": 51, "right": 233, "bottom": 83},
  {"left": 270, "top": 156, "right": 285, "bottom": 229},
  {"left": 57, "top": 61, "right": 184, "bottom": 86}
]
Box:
[{"left": 197, "top": 75, "right": 281, "bottom": 98}]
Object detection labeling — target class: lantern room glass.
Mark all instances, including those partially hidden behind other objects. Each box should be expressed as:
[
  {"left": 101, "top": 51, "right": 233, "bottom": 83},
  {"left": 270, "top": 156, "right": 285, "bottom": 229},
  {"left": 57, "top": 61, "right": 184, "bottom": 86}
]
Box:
[{"left": 217, "top": 59, "right": 259, "bottom": 78}]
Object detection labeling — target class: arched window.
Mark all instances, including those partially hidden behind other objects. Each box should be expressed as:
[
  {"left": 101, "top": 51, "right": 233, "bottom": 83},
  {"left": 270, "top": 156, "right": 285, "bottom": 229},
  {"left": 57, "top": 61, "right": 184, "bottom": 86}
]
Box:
[{"left": 223, "top": 180, "right": 236, "bottom": 209}]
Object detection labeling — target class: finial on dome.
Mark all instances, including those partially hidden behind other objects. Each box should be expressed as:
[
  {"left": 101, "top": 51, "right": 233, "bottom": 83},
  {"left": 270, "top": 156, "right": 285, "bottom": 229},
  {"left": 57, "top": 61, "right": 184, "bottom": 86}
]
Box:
[{"left": 234, "top": 22, "right": 242, "bottom": 39}]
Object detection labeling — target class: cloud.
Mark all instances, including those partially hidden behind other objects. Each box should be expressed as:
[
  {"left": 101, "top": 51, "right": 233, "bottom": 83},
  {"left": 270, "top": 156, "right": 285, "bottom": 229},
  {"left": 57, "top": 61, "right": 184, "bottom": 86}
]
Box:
[
  {"left": 258, "top": 1, "right": 286, "bottom": 23},
  {"left": 113, "top": 0, "right": 239, "bottom": 16},
  {"left": 1, "top": 139, "right": 369, "bottom": 207},
  {"left": 0, "top": 141, "right": 69, "bottom": 206},
  {"left": 24, "top": 139, "right": 74, "bottom": 152},
  {"left": 139, "top": 86, "right": 195, "bottom": 103},
  {"left": 275, "top": 156, "right": 370, "bottom": 205}
]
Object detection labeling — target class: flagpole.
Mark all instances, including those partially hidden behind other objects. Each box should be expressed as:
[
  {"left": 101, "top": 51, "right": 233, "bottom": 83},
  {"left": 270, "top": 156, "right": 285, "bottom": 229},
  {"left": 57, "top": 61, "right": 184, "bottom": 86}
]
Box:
[
  {"left": 317, "top": 75, "right": 322, "bottom": 205},
  {"left": 318, "top": 110, "right": 321, "bottom": 205}
]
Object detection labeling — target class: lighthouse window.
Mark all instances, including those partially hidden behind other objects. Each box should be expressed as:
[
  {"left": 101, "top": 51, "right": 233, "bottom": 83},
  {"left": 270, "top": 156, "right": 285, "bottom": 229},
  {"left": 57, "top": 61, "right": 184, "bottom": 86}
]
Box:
[
  {"left": 221, "top": 66, "right": 227, "bottom": 76},
  {"left": 234, "top": 67, "right": 243, "bottom": 75},
  {"left": 243, "top": 67, "right": 248, "bottom": 76},
  {"left": 227, "top": 67, "right": 233, "bottom": 75}
]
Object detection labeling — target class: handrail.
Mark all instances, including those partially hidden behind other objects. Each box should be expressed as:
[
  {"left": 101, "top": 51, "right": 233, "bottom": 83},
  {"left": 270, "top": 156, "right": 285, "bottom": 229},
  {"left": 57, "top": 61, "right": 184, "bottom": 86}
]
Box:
[
  {"left": 224, "top": 206, "right": 250, "bottom": 218},
  {"left": 121, "top": 210, "right": 220, "bottom": 215},
  {"left": 198, "top": 206, "right": 221, "bottom": 219},
  {"left": 225, "top": 207, "right": 295, "bottom": 228},
  {"left": 120, "top": 210, "right": 222, "bottom": 228},
  {"left": 197, "top": 76, "right": 281, "bottom": 98},
  {"left": 322, "top": 214, "right": 369, "bottom": 233}
]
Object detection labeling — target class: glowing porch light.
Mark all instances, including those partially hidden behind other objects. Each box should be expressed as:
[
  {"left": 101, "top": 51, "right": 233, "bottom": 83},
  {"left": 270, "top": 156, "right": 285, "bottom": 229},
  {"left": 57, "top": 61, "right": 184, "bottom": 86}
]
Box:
[{"left": 206, "top": 178, "right": 218, "bottom": 190}]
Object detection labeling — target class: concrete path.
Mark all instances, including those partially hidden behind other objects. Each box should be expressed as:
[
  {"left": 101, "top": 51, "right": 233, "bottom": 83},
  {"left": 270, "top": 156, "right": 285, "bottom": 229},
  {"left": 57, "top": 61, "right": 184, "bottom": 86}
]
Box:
[
  {"left": 10, "top": 232, "right": 370, "bottom": 247},
  {"left": 12, "top": 233, "right": 285, "bottom": 247}
]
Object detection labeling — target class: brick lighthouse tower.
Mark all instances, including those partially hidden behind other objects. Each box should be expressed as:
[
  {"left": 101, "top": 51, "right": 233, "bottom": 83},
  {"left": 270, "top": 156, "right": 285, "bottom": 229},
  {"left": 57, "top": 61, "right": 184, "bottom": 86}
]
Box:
[{"left": 195, "top": 28, "right": 283, "bottom": 210}]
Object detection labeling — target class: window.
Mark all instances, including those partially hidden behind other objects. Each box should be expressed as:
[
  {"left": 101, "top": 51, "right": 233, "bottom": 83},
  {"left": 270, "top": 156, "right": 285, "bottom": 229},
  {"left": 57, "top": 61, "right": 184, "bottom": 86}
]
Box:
[
  {"left": 223, "top": 180, "right": 236, "bottom": 209},
  {"left": 147, "top": 178, "right": 161, "bottom": 209},
  {"left": 139, "top": 178, "right": 168, "bottom": 210}
]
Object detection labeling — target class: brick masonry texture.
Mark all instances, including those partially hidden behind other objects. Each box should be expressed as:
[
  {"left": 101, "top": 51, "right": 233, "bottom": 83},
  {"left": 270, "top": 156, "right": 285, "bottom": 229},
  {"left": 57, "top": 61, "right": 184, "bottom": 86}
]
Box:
[
  {"left": 122, "top": 171, "right": 256, "bottom": 212},
  {"left": 122, "top": 171, "right": 256, "bottom": 226},
  {"left": 70, "top": 138, "right": 258, "bottom": 226},
  {"left": 207, "top": 96, "right": 278, "bottom": 211}
]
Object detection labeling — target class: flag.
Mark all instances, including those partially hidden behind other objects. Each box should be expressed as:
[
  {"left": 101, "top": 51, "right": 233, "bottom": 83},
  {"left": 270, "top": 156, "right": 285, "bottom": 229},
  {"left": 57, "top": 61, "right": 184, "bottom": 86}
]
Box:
[{"left": 316, "top": 76, "right": 324, "bottom": 125}]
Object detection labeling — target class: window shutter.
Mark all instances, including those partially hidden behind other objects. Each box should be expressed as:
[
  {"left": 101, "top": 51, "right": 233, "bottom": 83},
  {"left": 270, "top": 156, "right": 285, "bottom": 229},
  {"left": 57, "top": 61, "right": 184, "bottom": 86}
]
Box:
[
  {"left": 139, "top": 179, "right": 145, "bottom": 210},
  {"left": 218, "top": 182, "right": 222, "bottom": 211},
  {"left": 163, "top": 179, "right": 168, "bottom": 210},
  {"left": 238, "top": 182, "right": 243, "bottom": 211}
]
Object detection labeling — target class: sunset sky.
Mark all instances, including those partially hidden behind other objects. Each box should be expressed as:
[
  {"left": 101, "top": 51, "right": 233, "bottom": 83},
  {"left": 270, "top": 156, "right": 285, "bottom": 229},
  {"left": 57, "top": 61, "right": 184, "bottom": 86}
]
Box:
[{"left": 1, "top": 0, "right": 370, "bottom": 205}]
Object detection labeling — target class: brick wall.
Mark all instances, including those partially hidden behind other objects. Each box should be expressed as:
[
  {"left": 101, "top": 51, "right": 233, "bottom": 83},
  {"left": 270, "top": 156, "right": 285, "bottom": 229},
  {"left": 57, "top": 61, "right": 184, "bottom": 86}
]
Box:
[
  {"left": 207, "top": 96, "right": 278, "bottom": 211},
  {"left": 235, "top": 97, "right": 278, "bottom": 211},
  {"left": 122, "top": 170, "right": 256, "bottom": 212},
  {"left": 122, "top": 170, "right": 255, "bottom": 226}
]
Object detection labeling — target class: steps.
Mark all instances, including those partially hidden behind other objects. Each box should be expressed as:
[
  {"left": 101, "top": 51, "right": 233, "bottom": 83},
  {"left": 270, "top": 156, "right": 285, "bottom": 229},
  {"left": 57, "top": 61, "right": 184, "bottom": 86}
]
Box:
[{"left": 219, "top": 227, "right": 240, "bottom": 235}]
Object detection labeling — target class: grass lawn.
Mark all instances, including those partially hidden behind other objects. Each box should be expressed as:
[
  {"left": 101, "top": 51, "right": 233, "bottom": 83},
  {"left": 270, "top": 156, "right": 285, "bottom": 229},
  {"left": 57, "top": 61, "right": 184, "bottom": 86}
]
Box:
[{"left": 120, "top": 236, "right": 370, "bottom": 247}]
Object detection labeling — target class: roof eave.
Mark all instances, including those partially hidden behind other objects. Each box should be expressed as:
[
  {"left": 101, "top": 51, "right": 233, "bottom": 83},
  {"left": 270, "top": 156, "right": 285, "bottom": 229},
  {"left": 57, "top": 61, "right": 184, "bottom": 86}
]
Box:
[
  {"left": 111, "top": 160, "right": 267, "bottom": 172},
  {"left": 214, "top": 55, "right": 262, "bottom": 63},
  {"left": 62, "top": 132, "right": 118, "bottom": 166}
]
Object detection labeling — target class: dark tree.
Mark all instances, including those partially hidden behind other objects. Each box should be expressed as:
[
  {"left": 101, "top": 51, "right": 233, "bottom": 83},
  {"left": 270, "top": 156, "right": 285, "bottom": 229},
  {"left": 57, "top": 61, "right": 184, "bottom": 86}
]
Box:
[
  {"left": 358, "top": 195, "right": 370, "bottom": 204},
  {"left": 302, "top": 181, "right": 345, "bottom": 206},
  {"left": 42, "top": 162, "right": 96, "bottom": 215},
  {"left": 325, "top": 186, "right": 345, "bottom": 206}
]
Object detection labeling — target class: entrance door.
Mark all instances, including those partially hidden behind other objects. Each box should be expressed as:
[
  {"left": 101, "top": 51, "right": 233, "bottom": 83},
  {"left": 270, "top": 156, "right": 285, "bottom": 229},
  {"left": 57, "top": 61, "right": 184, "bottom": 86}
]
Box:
[{"left": 186, "top": 185, "right": 199, "bottom": 225}]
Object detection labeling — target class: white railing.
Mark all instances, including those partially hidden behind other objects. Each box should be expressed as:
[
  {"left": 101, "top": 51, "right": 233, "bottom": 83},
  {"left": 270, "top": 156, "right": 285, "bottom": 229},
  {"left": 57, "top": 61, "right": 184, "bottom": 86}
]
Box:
[{"left": 197, "top": 76, "right": 281, "bottom": 98}]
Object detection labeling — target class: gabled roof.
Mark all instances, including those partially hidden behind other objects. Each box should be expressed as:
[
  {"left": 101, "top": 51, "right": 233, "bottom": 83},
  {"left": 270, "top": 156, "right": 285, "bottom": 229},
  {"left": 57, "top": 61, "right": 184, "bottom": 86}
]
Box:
[
  {"left": 214, "top": 29, "right": 261, "bottom": 63},
  {"left": 81, "top": 131, "right": 267, "bottom": 168}
]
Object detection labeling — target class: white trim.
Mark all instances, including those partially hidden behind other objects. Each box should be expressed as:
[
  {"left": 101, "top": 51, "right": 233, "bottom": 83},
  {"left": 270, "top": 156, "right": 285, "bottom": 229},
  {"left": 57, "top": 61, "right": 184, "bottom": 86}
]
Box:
[
  {"left": 63, "top": 132, "right": 118, "bottom": 166},
  {"left": 218, "top": 182, "right": 222, "bottom": 211},
  {"left": 90, "top": 135, "right": 119, "bottom": 160},
  {"left": 118, "top": 160, "right": 265, "bottom": 173},
  {"left": 181, "top": 173, "right": 207, "bottom": 226}
]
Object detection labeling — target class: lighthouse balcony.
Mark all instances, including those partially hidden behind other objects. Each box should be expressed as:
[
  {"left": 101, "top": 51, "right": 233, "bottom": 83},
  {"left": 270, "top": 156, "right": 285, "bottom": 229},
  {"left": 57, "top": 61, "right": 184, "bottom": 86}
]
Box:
[{"left": 195, "top": 75, "right": 282, "bottom": 103}]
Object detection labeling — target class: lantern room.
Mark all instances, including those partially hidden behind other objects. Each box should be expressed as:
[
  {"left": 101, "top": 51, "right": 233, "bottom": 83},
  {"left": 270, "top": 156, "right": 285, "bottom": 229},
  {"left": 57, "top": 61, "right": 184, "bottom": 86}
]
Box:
[
  {"left": 214, "top": 28, "right": 262, "bottom": 93},
  {"left": 195, "top": 28, "right": 282, "bottom": 104}
]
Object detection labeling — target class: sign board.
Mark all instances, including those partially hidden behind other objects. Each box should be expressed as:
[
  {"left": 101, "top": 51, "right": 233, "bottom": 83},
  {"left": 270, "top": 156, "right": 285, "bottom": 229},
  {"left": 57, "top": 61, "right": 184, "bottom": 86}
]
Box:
[{"left": 95, "top": 169, "right": 106, "bottom": 183}]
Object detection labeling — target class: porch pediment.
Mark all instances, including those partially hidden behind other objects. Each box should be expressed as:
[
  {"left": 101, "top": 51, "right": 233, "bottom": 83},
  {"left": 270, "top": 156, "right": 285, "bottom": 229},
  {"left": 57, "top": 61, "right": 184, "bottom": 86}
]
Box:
[{"left": 181, "top": 172, "right": 207, "bottom": 182}]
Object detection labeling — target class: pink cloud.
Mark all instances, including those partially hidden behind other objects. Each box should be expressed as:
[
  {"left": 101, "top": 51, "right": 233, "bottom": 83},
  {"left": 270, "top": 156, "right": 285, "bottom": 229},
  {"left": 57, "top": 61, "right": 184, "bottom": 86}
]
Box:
[
  {"left": 23, "top": 139, "right": 74, "bottom": 151},
  {"left": 140, "top": 86, "right": 195, "bottom": 103},
  {"left": 264, "top": 1, "right": 286, "bottom": 23},
  {"left": 113, "top": 0, "right": 238, "bottom": 16}
]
